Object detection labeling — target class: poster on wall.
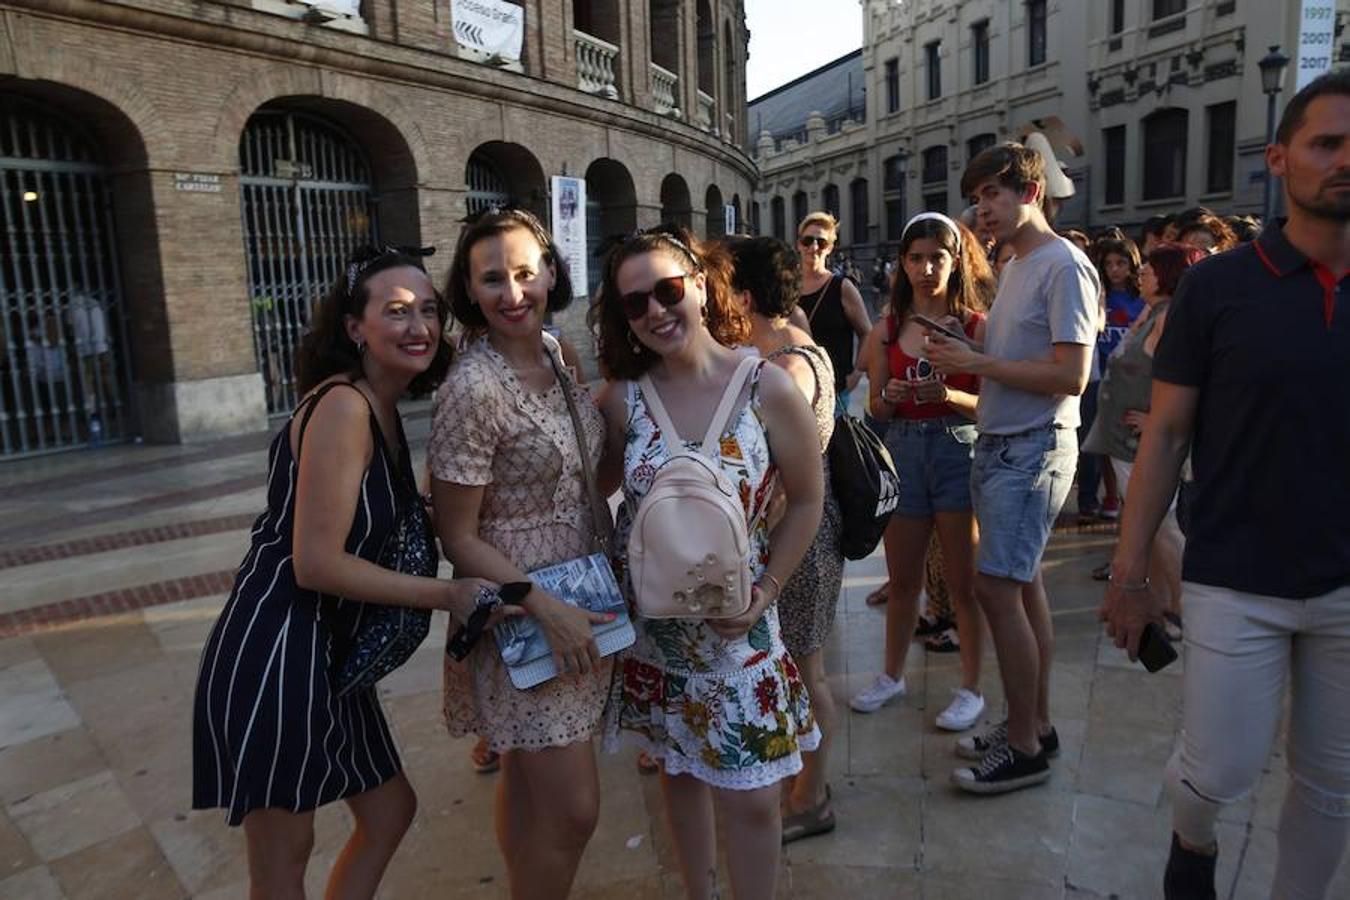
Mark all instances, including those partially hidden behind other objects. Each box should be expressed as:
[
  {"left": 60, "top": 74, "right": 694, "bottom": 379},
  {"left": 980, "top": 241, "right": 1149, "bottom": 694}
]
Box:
[
  {"left": 552, "top": 176, "right": 588, "bottom": 297},
  {"left": 450, "top": 0, "right": 524, "bottom": 62},
  {"left": 724, "top": 204, "right": 737, "bottom": 235},
  {"left": 1295, "top": 0, "right": 1336, "bottom": 91}
]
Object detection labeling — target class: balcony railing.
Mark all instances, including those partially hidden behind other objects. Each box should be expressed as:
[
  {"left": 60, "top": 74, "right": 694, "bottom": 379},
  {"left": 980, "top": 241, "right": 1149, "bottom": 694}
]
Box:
[
  {"left": 575, "top": 30, "right": 620, "bottom": 99},
  {"left": 650, "top": 62, "right": 680, "bottom": 117},
  {"left": 696, "top": 90, "right": 716, "bottom": 133}
]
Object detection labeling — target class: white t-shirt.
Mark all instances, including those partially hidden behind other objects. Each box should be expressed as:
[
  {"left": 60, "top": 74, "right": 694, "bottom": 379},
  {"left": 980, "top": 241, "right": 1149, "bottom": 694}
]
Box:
[{"left": 976, "top": 237, "right": 1100, "bottom": 434}]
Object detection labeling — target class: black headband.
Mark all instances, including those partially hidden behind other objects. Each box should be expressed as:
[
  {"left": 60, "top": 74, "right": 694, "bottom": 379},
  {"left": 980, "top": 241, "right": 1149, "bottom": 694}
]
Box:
[{"left": 346, "top": 244, "right": 435, "bottom": 295}]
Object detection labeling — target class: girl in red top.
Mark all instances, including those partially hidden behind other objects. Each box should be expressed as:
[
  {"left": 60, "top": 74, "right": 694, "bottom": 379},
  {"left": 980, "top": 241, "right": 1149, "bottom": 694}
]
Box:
[{"left": 850, "top": 214, "right": 996, "bottom": 734}]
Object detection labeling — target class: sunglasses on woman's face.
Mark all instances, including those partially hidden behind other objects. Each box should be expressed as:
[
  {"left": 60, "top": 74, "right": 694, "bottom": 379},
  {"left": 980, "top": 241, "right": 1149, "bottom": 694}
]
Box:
[
  {"left": 620, "top": 274, "right": 690, "bottom": 321},
  {"left": 799, "top": 235, "right": 830, "bottom": 250}
]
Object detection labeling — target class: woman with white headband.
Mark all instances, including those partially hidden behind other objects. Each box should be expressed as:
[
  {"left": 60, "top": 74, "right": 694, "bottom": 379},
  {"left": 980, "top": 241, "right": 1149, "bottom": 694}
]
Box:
[{"left": 850, "top": 212, "right": 997, "bottom": 734}]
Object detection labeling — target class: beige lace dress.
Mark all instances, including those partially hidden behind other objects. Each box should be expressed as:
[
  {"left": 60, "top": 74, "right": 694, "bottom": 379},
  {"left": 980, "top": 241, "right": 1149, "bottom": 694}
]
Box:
[{"left": 430, "top": 334, "right": 612, "bottom": 752}]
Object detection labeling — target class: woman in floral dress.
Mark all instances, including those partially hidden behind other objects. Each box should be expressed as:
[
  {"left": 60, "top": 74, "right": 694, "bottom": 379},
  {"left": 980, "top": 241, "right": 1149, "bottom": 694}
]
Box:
[
  {"left": 430, "top": 209, "right": 615, "bottom": 898},
  {"left": 593, "top": 226, "right": 824, "bottom": 900}
]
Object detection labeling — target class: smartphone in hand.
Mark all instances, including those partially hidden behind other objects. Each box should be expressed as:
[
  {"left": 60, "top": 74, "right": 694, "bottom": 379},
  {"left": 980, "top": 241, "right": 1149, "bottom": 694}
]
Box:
[
  {"left": 911, "top": 314, "right": 982, "bottom": 351},
  {"left": 1137, "top": 622, "right": 1178, "bottom": 673}
]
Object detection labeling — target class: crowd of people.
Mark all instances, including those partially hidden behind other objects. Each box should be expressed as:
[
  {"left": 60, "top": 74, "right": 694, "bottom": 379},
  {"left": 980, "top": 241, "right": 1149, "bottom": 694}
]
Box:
[{"left": 189, "top": 70, "right": 1348, "bottom": 900}]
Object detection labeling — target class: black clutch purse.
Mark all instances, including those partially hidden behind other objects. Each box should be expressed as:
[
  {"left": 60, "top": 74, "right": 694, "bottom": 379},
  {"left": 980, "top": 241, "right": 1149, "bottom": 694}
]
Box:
[{"left": 332, "top": 480, "right": 437, "bottom": 699}]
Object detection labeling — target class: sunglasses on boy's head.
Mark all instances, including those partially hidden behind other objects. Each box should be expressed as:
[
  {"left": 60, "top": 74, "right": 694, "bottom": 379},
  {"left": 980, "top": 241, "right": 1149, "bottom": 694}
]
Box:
[
  {"left": 799, "top": 235, "right": 830, "bottom": 249},
  {"left": 620, "top": 274, "right": 690, "bottom": 321}
]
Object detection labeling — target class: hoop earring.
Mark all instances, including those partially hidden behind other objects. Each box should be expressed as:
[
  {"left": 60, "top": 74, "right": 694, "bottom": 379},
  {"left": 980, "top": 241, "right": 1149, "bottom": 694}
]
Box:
[
  {"left": 356, "top": 339, "right": 366, "bottom": 355},
  {"left": 627, "top": 331, "right": 643, "bottom": 355}
]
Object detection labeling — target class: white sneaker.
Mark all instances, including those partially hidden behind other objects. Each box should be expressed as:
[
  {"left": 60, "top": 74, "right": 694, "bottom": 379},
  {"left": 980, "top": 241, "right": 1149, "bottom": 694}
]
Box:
[
  {"left": 850, "top": 673, "right": 907, "bottom": 713},
  {"left": 935, "top": 688, "right": 985, "bottom": 732}
]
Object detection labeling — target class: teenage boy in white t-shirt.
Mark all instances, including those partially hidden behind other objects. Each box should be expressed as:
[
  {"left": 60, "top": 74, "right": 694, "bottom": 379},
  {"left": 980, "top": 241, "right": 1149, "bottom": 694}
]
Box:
[{"left": 925, "top": 143, "right": 1099, "bottom": 793}]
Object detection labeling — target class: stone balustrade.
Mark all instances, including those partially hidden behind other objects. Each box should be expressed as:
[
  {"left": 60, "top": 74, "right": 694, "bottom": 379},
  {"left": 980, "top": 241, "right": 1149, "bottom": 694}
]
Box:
[
  {"left": 651, "top": 62, "right": 680, "bottom": 117},
  {"left": 574, "top": 29, "right": 620, "bottom": 99}
]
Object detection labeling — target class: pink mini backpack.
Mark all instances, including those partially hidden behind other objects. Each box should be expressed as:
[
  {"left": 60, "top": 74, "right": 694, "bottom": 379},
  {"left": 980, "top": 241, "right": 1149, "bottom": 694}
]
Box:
[{"left": 628, "top": 356, "right": 761, "bottom": 619}]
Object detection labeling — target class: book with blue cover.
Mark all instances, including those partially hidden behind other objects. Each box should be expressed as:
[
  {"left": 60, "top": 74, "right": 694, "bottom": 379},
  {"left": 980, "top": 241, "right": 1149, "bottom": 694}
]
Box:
[{"left": 493, "top": 552, "right": 635, "bottom": 689}]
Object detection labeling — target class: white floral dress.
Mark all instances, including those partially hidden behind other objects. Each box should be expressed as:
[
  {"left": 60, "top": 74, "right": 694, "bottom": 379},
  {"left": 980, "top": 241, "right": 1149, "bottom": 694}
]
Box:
[
  {"left": 605, "top": 363, "right": 820, "bottom": 789},
  {"left": 431, "top": 334, "right": 612, "bottom": 752}
]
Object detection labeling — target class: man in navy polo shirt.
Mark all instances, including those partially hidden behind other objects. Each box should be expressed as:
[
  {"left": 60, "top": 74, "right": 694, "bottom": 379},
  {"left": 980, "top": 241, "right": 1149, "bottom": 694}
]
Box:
[{"left": 1101, "top": 70, "right": 1350, "bottom": 900}]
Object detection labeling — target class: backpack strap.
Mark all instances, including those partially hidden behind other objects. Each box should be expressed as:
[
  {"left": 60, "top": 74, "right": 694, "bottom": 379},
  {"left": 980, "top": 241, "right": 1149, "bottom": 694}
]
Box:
[
  {"left": 639, "top": 355, "right": 759, "bottom": 460},
  {"left": 698, "top": 356, "right": 761, "bottom": 455}
]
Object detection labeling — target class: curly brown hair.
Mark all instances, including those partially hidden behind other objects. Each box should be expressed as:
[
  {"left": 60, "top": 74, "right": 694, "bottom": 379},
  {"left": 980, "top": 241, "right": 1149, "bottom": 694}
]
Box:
[
  {"left": 591, "top": 225, "right": 750, "bottom": 380},
  {"left": 295, "top": 246, "right": 451, "bottom": 398},
  {"left": 1094, "top": 237, "right": 1142, "bottom": 297}
]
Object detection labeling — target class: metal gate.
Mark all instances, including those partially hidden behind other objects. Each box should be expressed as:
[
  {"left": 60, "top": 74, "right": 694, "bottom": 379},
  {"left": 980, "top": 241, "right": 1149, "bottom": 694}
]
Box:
[
  {"left": 0, "top": 97, "right": 131, "bottom": 458},
  {"left": 239, "top": 110, "right": 377, "bottom": 415},
  {"left": 465, "top": 154, "right": 509, "bottom": 218}
]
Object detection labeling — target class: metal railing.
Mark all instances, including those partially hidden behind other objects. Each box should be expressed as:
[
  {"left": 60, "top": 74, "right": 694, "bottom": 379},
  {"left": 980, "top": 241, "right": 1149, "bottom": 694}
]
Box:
[
  {"left": 574, "top": 30, "right": 620, "bottom": 99},
  {"left": 650, "top": 62, "right": 680, "bottom": 116}
]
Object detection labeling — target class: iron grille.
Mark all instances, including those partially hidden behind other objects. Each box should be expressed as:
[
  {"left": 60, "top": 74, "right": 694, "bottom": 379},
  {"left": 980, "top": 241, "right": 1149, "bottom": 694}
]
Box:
[
  {"left": 239, "top": 110, "right": 377, "bottom": 415},
  {"left": 0, "top": 98, "right": 130, "bottom": 457}
]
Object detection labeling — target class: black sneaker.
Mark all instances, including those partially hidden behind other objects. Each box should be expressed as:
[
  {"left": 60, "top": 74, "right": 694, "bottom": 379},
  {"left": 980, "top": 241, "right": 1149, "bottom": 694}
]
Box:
[
  {"left": 951, "top": 743, "right": 1050, "bottom": 794},
  {"left": 1163, "top": 832, "right": 1217, "bottom": 900},
  {"left": 954, "top": 720, "right": 1060, "bottom": 761},
  {"left": 915, "top": 613, "right": 951, "bottom": 638}
]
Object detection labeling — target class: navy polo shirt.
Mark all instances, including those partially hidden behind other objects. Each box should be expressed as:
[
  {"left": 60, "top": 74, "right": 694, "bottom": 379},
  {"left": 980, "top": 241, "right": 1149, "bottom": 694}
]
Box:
[{"left": 1153, "top": 220, "right": 1350, "bottom": 599}]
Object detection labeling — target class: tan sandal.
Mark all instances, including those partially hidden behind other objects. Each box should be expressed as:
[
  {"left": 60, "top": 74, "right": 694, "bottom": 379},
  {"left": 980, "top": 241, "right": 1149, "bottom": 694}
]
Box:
[
  {"left": 781, "top": 786, "right": 835, "bottom": 844},
  {"left": 471, "top": 738, "right": 500, "bottom": 775},
  {"left": 865, "top": 583, "right": 889, "bottom": 606}
]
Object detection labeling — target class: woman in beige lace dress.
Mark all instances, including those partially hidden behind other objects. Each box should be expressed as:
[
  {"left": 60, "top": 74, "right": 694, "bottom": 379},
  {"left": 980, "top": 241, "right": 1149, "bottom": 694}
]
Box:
[{"left": 429, "top": 209, "right": 614, "bottom": 898}]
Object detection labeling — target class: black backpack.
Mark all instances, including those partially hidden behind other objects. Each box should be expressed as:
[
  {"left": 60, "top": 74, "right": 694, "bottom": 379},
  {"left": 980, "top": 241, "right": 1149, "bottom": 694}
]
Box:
[{"left": 827, "top": 415, "right": 900, "bottom": 560}]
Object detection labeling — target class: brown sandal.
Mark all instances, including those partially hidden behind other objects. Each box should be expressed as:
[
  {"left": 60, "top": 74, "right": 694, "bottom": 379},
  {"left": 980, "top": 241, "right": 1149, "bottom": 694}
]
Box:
[
  {"left": 781, "top": 786, "right": 835, "bottom": 844},
  {"left": 865, "top": 583, "right": 890, "bottom": 606}
]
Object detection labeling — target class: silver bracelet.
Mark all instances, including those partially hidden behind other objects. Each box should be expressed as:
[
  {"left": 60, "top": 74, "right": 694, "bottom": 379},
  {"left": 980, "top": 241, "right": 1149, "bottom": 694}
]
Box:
[{"left": 1109, "top": 576, "right": 1151, "bottom": 592}]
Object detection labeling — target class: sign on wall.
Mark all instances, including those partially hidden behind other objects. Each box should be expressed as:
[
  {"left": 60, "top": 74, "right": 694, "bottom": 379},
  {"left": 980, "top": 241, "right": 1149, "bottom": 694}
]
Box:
[
  {"left": 1295, "top": 0, "right": 1336, "bottom": 91},
  {"left": 451, "top": 0, "right": 524, "bottom": 62},
  {"left": 552, "top": 176, "right": 588, "bottom": 296}
]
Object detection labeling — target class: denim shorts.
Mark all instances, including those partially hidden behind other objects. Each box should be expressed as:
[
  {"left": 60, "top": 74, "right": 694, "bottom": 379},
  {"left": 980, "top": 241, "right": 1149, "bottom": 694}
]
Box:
[
  {"left": 883, "top": 415, "right": 978, "bottom": 518},
  {"left": 970, "top": 425, "right": 1077, "bottom": 583}
]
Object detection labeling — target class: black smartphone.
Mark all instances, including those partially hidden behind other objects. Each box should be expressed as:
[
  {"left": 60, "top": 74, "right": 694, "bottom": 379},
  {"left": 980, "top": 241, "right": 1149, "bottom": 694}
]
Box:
[
  {"left": 1137, "top": 622, "right": 1178, "bottom": 673},
  {"left": 911, "top": 313, "right": 977, "bottom": 348},
  {"left": 499, "top": 581, "right": 533, "bottom": 605}
]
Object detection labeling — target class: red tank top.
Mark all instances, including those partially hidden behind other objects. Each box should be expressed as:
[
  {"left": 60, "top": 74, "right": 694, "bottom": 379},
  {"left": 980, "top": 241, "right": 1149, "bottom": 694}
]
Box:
[{"left": 885, "top": 312, "right": 984, "bottom": 420}]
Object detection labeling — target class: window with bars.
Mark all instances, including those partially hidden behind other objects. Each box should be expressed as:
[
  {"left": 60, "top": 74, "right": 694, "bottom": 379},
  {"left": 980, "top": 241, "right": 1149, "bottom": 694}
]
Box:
[
  {"left": 923, "top": 191, "right": 948, "bottom": 215},
  {"left": 1152, "top": 0, "right": 1185, "bottom": 20},
  {"left": 921, "top": 146, "right": 947, "bottom": 185},
  {"left": 967, "top": 133, "right": 996, "bottom": 162}
]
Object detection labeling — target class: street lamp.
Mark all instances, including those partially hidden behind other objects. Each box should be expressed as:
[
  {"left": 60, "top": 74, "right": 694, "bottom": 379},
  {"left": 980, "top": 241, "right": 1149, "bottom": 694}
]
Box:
[{"left": 1259, "top": 44, "right": 1290, "bottom": 222}]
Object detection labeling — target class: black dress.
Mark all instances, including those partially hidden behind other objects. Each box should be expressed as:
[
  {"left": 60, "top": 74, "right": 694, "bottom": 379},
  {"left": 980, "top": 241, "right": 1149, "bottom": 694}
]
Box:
[
  {"left": 801, "top": 274, "right": 855, "bottom": 395},
  {"left": 192, "top": 383, "right": 407, "bottom": 826}
]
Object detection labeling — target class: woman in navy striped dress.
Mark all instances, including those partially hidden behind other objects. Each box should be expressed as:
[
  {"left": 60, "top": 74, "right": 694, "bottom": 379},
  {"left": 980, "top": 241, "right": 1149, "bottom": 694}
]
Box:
[{"left": 192, "top": 247, "right": 501, "bottom": 898}]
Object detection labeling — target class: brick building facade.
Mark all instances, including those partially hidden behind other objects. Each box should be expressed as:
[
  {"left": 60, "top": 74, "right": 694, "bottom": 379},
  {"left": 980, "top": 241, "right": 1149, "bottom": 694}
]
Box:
[{"left": 0, "top": 0, "right": 752, "bottom": 455}]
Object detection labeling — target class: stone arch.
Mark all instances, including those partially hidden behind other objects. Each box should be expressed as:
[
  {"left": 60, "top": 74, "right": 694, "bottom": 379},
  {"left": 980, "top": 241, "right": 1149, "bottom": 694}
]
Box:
[
  {"left": 660, "top": 173, "right": 693, "bottom": 230},
  {"left": 212, "top": 70, "right": 430, "bottom": 188},
  {"left": 585, "top": 157, "right": 638, "bottom": 295},
  {"left": 705, "top": 183, "right": 725, "bottom": 238},
  {"left": 465, "top": 141, "right": 548, "bottom": 221},
  {"left": 0, "top": 81, "right": 161, "bottom": 450}
]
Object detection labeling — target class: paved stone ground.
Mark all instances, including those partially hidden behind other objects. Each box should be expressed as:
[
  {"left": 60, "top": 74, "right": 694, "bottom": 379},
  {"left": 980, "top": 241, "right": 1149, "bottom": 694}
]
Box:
[{"left": 0, "top": 404, "right": 1345, "bottom": 899}]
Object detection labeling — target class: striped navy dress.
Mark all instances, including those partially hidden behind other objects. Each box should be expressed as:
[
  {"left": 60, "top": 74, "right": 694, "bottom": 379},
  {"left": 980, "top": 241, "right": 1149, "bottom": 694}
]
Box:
[{"left": 192, "top": 383, "right": 406, "bottom": 826}]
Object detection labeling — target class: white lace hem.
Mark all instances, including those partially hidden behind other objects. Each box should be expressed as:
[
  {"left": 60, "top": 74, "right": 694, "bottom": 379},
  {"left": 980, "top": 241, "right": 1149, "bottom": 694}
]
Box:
[{"left": 603, "top": 726, "right": 821, "bottom": 790}]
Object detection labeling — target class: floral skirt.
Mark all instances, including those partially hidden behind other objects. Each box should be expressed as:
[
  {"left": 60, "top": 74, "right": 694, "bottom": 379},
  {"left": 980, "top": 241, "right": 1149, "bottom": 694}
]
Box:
[{"left": 604, "top": 608, "right": 820, "bottom": 790}]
